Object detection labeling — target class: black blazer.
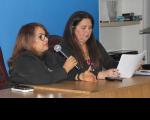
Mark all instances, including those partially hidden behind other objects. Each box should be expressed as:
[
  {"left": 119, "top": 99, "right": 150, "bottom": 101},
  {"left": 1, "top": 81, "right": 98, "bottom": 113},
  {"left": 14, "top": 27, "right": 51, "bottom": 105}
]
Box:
[
  {"left": 10, "top": 51, "right": 67, "bottom": 85},
  {"left": 61, "top": 41, "right": 118, "bottom": 80}
]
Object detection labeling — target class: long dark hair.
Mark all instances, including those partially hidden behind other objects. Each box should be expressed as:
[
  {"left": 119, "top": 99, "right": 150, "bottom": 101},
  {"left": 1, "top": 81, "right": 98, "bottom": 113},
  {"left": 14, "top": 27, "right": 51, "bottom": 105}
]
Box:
[
  {"left": 8, "top": 23, "right": 48, "bottom": 74},
  {"left": 63, "top": 11, "right": 101, "bottom": 68}
]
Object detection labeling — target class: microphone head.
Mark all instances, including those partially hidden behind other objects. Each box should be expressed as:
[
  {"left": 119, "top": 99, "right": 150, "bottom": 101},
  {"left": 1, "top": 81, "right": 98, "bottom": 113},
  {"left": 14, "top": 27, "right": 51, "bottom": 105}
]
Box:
[{"left": 54, "top": 44, "right": 62, "bottom": 52}]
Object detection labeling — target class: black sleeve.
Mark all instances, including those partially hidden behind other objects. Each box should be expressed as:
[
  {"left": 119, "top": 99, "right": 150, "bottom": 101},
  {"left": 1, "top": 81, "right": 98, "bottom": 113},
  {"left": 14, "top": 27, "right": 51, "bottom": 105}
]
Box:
[
  {"left": 11, "top": 53, "right": 67, "bottom": 85},
  {"left": 44, "top": 51, "right": 65, "bottom": 69},
  {"left": 97, "top": 41, "right": 118, "bottom": 69}
]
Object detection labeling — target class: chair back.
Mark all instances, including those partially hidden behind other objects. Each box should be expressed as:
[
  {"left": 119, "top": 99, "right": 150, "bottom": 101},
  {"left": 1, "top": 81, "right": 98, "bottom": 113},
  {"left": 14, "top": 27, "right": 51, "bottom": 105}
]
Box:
[
  {"left": 0, "top": 47, "right": 8, "bottom": 86},
  {"left": 48, "top": 35, "right": 63, "bottom": 52}
]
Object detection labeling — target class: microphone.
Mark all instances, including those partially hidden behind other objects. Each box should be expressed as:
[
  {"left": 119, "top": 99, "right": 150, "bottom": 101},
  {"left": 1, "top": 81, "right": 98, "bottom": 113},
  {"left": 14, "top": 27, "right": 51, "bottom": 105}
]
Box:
[{"left": 54, "top": 44, "right": 80, "bottom": 70}]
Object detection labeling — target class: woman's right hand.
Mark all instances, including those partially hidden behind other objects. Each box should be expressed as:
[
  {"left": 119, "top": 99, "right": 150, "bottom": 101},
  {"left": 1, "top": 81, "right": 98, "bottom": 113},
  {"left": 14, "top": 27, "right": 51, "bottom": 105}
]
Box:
[
  {"left": 63, "top": 56, "right": 77, "bottom": 73},
  {"left": 97, "top": 69, "right": 120, "bottom": 80},
  {"left": 79, "top": 67, "right": 97, "bottom": 82}
]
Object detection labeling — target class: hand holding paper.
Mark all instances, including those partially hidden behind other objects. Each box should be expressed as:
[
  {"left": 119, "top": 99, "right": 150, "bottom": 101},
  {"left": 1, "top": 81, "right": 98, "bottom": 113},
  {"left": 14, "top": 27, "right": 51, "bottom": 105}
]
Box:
[{"left": 117, "top": 51, "right": 145, "bottom": 78}]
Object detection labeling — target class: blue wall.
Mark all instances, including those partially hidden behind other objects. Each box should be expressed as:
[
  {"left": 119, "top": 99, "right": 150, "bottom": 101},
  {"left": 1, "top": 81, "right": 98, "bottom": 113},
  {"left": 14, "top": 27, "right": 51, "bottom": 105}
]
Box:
[{"left": 0, "top": 0, "right": 99, "bottom": 71}]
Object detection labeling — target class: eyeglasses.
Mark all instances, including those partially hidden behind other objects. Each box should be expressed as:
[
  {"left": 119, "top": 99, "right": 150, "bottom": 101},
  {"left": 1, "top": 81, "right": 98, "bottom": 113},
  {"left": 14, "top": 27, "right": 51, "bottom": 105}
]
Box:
[{"left": 38, "top": 34, "right": 49, "bottom": 41}]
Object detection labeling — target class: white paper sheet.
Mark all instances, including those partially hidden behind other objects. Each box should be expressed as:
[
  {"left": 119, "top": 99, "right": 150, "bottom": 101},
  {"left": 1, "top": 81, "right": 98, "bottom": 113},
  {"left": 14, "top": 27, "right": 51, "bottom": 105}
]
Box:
[{"left": 117, "top": 51, "right": 145, "bottom": 78}]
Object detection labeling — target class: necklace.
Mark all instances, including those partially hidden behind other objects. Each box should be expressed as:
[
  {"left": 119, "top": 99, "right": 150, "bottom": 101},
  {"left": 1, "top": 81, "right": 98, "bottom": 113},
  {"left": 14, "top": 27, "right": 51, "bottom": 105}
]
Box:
[{"left": 81, "top": 45, "right": 90, "bottom": 60}]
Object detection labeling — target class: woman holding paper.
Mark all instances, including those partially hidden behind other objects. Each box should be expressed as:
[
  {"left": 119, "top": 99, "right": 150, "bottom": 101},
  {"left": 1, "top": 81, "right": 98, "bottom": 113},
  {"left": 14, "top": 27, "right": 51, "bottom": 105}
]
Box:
[{"left": 62, "top": 11, "right": 120, "bottom": 81}]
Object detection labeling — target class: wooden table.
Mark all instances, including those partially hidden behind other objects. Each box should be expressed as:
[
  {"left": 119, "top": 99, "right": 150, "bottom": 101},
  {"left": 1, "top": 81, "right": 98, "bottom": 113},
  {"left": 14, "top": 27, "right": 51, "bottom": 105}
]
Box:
[
  {"left": 0, "top": 76, "right": 150, "bottom": 98},
  {"left": 0, "top": 89, "right": 88, "bottom": 98},
  {"left": 32, "top": 76, "right": 150, "bottom": 98}
]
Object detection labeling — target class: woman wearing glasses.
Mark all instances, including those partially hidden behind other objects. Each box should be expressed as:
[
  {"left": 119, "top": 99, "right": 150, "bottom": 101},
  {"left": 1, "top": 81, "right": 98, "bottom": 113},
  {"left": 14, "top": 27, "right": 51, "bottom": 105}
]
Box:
[{"left": 9, "top": 23, "right": 77, "bottom": 85}]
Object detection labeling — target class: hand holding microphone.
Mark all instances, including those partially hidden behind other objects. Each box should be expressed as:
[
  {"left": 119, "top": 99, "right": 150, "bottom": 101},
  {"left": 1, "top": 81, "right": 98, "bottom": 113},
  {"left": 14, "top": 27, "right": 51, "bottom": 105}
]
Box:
[
  {"left": 63, "top": 56, "right": 78, "bottom": 73},
  {"left": 54, "top": 44, "right": 80, "bottom": 71}
]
